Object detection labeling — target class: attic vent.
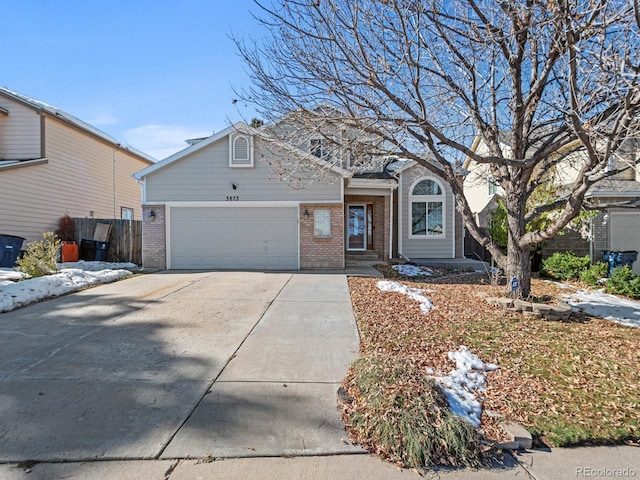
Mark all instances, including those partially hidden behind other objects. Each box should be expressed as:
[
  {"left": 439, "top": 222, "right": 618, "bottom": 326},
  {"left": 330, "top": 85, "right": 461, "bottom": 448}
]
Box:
[{"left": 230, "top": 133, "right": 253, "bottom": 168}]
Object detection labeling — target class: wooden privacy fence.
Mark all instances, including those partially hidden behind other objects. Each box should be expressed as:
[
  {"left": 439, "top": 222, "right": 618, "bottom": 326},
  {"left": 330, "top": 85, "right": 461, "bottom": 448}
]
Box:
[{"left": 73, "top": 218, "right": 142, "bottom": 265}]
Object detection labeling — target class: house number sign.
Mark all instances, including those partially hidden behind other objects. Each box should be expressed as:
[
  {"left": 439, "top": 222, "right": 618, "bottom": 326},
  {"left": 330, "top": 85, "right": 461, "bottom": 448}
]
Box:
[{"left": 226, "top": 196, "right": 239, "bottom": 201}]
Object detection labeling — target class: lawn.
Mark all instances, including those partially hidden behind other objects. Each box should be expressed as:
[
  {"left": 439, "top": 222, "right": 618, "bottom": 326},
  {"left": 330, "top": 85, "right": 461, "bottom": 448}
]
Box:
[{"left": 341, "top": 270, "right": 640, "bottom": 467}]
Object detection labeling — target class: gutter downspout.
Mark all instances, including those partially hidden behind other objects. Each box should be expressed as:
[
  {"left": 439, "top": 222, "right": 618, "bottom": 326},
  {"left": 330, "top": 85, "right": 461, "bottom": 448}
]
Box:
[
  {"left": 113, "top": 144, "right": 121, "bottom": 218},
  {"left": 389, "top": 186, "right": 394, "bottom": 260}
]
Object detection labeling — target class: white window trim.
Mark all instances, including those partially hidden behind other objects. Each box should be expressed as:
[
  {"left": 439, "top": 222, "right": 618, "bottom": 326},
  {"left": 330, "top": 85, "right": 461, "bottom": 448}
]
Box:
[
  {"left": 488, "top": 175, "right": 498, "bottom": 196},
  {"left": 408, "top": 176, "right": 446, "bottom": 239},
  {"left": 229, "top": 133, "right": 254, "bottom": 168}
]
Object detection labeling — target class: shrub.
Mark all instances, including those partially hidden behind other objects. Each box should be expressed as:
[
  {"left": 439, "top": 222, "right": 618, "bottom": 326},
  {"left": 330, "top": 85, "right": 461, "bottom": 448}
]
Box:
[
  {"left": 605, "top": 265, "right": 640, "bottom": 299},
  {"left": 580, "top": 262, "right": 609, "bottom": 287},
  {"left": 54, "top": 214, "right": 75, "bottom": 242},
  {"left": 15, "top": 232, "right": 61, "bottom": 278},
  {"left": 540, "top": 252, "right": 590, "bottom": 281},
  {"left": 342, "top": 354, "right": 485, "bottom": 468}
]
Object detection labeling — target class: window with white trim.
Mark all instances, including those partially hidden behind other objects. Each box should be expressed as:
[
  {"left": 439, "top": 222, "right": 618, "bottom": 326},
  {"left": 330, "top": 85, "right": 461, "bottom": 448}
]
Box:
[
  {"left": 488, "top": 175, "right": 498, "bottom": 196},
  {"left": 121, "top": 207, "right": 134, "bottom": 220},
  {"left": 229, "top": 133, "right": 254, "bottom": 167},
  {"left": 310, "top": 137, "right": 330, "bottom": 160},
  {"left": 410, "top": 178, "right": 445, "bottom": 237}
]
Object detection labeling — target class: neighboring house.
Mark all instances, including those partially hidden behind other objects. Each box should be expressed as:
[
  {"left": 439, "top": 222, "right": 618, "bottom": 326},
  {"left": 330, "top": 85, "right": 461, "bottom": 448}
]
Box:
[
  {"left": 133, "top": 122, "right": 464, "bottom": 270},
  {"left": 463, "top": 137, "right": 640, "bottom": 274},
  {"left": 0, "top": 87, "right": 154, "bottom": 244}
]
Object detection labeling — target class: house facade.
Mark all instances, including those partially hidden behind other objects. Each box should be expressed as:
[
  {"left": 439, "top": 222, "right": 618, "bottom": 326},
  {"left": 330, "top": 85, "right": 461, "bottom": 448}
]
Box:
[
  {"left": 0, "top": 87, "right": 154, "bottom": 244},
  {"left": 134, "top": 122, "right": 464, "bottom": 270},
  {"left": 463, "top": 137, "right": 640, "bottom": 274}
]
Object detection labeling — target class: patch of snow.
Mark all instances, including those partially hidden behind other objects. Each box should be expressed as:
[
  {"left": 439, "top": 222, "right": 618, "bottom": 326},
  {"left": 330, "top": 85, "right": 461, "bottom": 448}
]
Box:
[
  {"left": 0, "top": 268, "right": 27, "bottom": 283},
  {"left": 377, "top": 280, "right": 435, "bottom": 313},
  {"left": 58, "top": 260, "right": 139, "bottom": 272},
  {"left": 562, "top": 288, "right": 640, "bottom": 328},
  {"left": 0, "top": 263, "right": 135, "bottom": 313},
  {"left": 392, "top": 264, "right": 433, "bottom": 277},
  {"left": 427, "top": 346, "right": 499, "bottom": 427}
]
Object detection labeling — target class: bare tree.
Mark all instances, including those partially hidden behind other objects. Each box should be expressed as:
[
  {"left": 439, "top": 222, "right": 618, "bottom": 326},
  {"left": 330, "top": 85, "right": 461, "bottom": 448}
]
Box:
[{"left": 236, "top": 0, "right": 640, "bottom": 297}]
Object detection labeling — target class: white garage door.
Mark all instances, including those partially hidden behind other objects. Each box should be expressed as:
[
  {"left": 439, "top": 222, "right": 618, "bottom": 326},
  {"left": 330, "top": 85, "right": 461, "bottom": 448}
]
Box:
[
  {"left": 169, "top": 207, "right": 299, "bottom": 270},
  {"left": 610, "top": 213, "right": 640, "bottom": 275}
]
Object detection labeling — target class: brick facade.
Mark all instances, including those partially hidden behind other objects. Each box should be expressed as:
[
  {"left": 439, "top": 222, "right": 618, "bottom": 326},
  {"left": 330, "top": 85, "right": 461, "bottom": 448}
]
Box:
[
  {"left": 142, "top": 205, "right": 166, "bottom": 269},
  {"left": 592, "top": 211, "right": 611, "bottom": 260},
  {"left": 299, "top": 203, "right": 345, "bottom": 269}
]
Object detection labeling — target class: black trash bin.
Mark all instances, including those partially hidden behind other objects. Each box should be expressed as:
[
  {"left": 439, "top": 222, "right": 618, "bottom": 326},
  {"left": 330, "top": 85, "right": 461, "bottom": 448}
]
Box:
[
  {"left": 80, "top": 239, "right": 110, "bottom": 261},
  {"left": 80, "top": 239, "right": 97, "bottom": 261},
  {"left": 618, "top": 251, "right": 638, "bottom": 269},
  {"left": 0, "top": 234, "right": 25, "bottom": 268}
]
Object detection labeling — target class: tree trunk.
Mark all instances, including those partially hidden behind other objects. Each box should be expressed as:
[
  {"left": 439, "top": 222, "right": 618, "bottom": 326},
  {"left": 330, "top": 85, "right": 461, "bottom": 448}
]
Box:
[
  {"left": 505, "top": 240, "right": 532, "bottom": 298},
  {"left": 506, "top": 191, "right": 532, "bottom": 298}
]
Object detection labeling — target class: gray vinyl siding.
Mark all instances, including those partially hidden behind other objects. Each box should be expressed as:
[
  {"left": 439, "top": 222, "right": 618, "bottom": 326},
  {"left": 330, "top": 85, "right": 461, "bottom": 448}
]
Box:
[
  {"left": 0, "top": 97, "right": 41, "bottom": 160},
  {"left": 0, "top": 116, "right": 150, "bottom": 243},
  {"left": 145, "top": 136, "right": 342, "bottom": 203},
  {"left": 399, "top": 164, "right": 454, "bottom": 259}
]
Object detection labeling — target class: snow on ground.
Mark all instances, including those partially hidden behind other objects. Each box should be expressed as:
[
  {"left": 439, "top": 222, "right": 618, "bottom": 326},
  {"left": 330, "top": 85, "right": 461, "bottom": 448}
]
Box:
[
  {"left": 427, "top": 346, "right": 499, "bottom": 427},
  {"left": 0, "top": 262, "right": 137, "bottom": 313},
  {"left": 377, "top": 280, "right": 435, "bottom": 313},
  {"left": 562, "top": 288, "right": 640, "bottom": 328},
  {"left": 392, "top": 264, "right": 433, "bottom": 277}
]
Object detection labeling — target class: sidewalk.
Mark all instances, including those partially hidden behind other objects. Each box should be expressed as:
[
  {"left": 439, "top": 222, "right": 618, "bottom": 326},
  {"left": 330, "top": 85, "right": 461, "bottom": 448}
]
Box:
[{"left": 2, "top": 445, "right": 638, "bottom": 479}]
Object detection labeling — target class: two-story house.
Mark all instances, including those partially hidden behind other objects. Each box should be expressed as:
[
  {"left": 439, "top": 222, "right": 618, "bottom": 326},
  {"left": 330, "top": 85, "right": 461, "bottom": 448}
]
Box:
[
  {"left": 133, "top": 121, "right": 466, "bottom": 270},
  {"left": 463, "top": 136, "right": 640, "bottom": 273},
  {"left": 0, "top": 87, "right": 154, "bottom": 245}
]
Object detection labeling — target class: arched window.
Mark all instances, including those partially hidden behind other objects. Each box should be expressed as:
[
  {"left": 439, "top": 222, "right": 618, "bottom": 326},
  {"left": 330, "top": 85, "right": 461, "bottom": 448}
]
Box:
[
  {"left": 229, "top": 133, "right": 253, "bottom": 167},
  {"left": 409, "top": 178, "right": 445, "bottom": 237}
]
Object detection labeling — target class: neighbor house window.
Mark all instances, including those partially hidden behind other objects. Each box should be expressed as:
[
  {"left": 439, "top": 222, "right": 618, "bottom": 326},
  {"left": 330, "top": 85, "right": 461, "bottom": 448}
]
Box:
[
  {"left": 229, "top": 133, "right": 254, "bottom": 167},
  {"left": 310, "top": 138, "right": 329, "bottom": 160},
  {"left": 121, "top": 207, "right": 134, "bottom": 220},
  {"left": 410, "top": 178, "right": 444, "bottom": 237},
  {"left": 488, "top": 176, "right": 498, "bottom": 196}
]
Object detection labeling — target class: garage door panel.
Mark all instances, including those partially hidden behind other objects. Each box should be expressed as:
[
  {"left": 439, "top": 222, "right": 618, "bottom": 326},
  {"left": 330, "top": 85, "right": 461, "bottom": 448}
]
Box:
[{"left": 170, "top": 207, "right": 299, "bottom": 270}]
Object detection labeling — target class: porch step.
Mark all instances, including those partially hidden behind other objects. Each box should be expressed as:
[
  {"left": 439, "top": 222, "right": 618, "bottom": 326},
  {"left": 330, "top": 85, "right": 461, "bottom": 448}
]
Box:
[
  {"left": 346, "top": 251, "right": 385, "bottom": 267},
  {"left": 346, "top": 251, "right": 380, "bottom": 261}
]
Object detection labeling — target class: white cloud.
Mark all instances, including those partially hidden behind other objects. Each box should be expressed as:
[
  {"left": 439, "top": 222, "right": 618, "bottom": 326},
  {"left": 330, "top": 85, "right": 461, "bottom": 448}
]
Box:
[{"left": 122, "top": 124, "right": 214, "bottom": 160}]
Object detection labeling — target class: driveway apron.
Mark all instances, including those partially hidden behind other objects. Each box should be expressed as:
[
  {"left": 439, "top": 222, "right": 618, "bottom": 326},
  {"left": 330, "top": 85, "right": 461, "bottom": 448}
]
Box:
[
  {"left": 162, "top": 273, "right": 363, "bottom": 458},
  {"left": 0, "top": 271, "right": 362, "bottom": 462}
]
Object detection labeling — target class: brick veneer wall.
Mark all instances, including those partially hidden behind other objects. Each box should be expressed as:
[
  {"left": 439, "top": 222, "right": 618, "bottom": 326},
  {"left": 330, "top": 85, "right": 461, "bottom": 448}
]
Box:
[
  {"left": 300, "top": 204, "right": 345, "bottom": 269},
  {"left": 592, "top": 211, "right": 611, "bottom": 260},
  {"left": 142, "top": 205, "right": 166, "bottom": 269}
]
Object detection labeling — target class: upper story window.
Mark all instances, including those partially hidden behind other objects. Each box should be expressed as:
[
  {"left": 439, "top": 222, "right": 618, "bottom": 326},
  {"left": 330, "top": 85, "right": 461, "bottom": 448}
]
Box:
[
  {"left": 310, "top": 138, "right": 329, "bottom": 160},
  {"left": 229, "top": 133, "right": 254, "bottom": 168},
  {"left": 409, "top": 178, "right": 445, "bottom": 237}
]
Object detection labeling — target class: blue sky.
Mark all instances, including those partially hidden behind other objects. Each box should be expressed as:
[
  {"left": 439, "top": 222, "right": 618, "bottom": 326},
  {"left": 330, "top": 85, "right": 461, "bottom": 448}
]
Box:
[{"left": 2, "top": 0, "right": 263, "bottom": 160}]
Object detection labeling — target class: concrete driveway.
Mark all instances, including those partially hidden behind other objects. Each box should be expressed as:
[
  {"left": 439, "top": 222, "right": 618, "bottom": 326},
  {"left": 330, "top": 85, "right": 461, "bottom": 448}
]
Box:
[{"left": 0, "top": 271, "right": 362, "bottom": 462}]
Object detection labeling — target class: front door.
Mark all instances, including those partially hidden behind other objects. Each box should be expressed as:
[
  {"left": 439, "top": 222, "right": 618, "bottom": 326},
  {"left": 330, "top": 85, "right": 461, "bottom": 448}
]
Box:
[{"left": 347, "top": 204, "right": 367, "bottom": 250}]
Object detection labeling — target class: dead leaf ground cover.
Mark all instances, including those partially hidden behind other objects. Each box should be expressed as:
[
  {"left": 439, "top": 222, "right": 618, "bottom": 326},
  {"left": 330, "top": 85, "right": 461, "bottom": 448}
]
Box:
[{"left": 343, "top": 271, "right": 640, "bottom": 456}]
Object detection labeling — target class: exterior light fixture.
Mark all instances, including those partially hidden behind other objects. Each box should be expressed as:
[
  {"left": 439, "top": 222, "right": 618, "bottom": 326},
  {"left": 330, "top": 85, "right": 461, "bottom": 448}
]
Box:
[
  {"left": 149, "top": 210, "right": 156, "bottom": 220},
  {"left": 602, "top": 213, "right": 609, "bottom": 225},
  {"left": 231, "top": 182, "right": 238, "bottom": 190},
  {"left": 303, "top": 208, "right": 310, "bottom": 219}
]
